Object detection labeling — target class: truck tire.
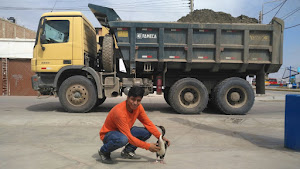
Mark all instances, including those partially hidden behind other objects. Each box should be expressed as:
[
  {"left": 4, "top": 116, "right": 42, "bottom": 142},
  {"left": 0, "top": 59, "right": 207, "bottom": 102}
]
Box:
[
  {"left": 102, "top": 35, "right": 114, "bottom": 72},
  {"left": 168, "top": 78, "right": 208, "bottom": 114},
  {"left": 212, "top": 77, "right": 254, "bottom": 115},
  {"left": 163, "top": 87, "right": 170, "bottom": 105},
  {"left": 58, "top": 75, "right": 97, "bottom": 113}
]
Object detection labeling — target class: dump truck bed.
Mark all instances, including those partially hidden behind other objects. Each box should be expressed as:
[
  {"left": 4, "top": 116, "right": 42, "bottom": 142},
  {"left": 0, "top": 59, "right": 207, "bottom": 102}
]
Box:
[{"left": 89, "top": 4, "right": 284, "bottom": 74}]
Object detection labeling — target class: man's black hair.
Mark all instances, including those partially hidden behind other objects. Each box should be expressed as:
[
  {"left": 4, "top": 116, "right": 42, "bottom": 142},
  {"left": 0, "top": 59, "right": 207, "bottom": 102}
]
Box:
[{"left": 128, "top": 86, "right": 145, "bottom": 98}]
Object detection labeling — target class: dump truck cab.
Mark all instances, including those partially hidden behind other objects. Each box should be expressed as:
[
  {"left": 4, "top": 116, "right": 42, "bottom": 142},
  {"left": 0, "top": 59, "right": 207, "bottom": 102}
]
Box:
[
  {"left": 32, "top": 12, "right": 97, "bottom": 72},
  {"left": 32, "top": 12, "right": 99, "bottom": 95}
]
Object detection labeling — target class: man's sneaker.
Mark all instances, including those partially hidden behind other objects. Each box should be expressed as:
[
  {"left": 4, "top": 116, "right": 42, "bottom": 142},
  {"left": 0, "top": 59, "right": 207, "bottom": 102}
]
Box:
[
  {"left": 121, "top": 149, "right": 141, "bottom": 159},
  {"left": 98, "top": 150, "right": 114, "bottom": 164}
]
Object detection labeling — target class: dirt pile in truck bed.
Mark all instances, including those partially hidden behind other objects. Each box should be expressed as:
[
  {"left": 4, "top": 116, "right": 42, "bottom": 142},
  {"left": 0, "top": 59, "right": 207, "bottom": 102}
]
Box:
[{"left": 177, "top": 9, "right": 258, "bottom": 24}]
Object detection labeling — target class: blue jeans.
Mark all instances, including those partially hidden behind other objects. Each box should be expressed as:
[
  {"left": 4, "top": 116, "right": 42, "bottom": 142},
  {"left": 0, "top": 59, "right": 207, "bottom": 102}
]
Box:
[{"left": 100, "top": 126, "right": 151, "bottom": 153}]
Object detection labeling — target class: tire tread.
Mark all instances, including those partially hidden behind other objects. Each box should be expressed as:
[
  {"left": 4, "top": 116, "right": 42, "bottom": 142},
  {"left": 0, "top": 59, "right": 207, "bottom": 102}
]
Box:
[{"left": 102, "top": 35, "right": 114, "bottom": 72}]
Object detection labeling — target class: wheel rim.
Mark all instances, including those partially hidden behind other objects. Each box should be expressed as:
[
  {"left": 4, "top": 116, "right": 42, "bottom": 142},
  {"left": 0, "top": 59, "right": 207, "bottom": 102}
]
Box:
[
  {"left": 178, "top": 86, "right": 201, "bottom": 108},
  {"left": 66, "top": 84, "right": 89, "bottom": 107},
  {"left": 225, "top": 85, "right": 247, "bottom": 108}
]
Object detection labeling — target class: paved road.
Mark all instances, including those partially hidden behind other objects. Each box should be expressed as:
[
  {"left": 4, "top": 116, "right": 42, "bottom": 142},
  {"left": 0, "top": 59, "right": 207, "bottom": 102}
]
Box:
[{"left": 0, "top": 93, "right": 299, "bottom": 169}]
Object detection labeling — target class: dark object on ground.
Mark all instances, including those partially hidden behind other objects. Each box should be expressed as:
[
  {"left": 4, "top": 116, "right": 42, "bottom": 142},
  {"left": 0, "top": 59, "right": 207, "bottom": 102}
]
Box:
[{"left": 178, "top": 9, "right": 258, "bottom": 23}]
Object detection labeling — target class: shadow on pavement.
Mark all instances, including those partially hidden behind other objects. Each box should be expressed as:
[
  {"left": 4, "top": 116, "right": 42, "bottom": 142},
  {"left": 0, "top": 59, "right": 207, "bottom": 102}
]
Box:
[
  {"left": 169, "top": 117, "right": 287, "bottom": 151},
  {"left": 142, "top": 103, "right": 175, "bottom": 114},
  {"left": 26, "top": 102, "right": 65, "bottom": 112},
  {"left": 202, "top": 107, "right": 224, "bottom": 115},
  {"left": 91, "top": 152, "right": 156, "bottom": 164}
]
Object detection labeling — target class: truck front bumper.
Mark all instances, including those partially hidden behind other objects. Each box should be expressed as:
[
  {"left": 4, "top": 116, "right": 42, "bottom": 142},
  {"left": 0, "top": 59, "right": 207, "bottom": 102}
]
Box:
[
  {"left": 31, "top": 74, "right": 56, "bottom": 95},
  {"left": 31, "top": 74, "right": 40, "bottom": 91}
]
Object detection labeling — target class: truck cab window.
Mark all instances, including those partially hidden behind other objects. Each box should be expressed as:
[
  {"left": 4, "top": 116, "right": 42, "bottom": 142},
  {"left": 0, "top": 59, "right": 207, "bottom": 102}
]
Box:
[{"left": 42, "top": 20, "right": 69, "bottom": 44}]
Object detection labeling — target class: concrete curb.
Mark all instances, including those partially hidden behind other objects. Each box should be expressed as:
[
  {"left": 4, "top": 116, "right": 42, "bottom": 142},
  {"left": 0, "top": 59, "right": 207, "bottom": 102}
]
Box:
[
  {"left": 255, "top": 94, "right": 285, "bottom": 101},
  {"left": 253, "top": 86, "right": 300, "bottom": 92},
  {"left": 265, "top": 88, "right": 300, "bottom": 92}
]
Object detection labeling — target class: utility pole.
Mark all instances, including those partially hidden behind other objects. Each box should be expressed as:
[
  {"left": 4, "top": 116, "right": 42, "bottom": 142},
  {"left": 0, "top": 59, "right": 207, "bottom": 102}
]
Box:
[
  {"left": 259, "top": 11, "right": 262, "bottom": 23},
  {"left": 259, "top": 0, "right": 284, "bottom": 24},
  {"left": 190, "top": 0, "right": 194, "bottom": 13},
  {"left": 290, "top": 66, "right": 292, "bottom": 83}
]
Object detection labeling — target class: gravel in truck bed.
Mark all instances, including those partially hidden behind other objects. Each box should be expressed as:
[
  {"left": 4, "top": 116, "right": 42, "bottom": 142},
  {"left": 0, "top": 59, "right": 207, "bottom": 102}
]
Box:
[{"left": 177, "top": 9, "right": 258, "bottom": 24}]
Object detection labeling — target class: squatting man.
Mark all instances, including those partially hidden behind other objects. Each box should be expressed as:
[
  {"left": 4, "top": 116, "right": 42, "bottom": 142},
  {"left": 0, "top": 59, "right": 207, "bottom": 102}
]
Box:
[{"left": 98, "top": 86, "right": 171, "bottom": 164}]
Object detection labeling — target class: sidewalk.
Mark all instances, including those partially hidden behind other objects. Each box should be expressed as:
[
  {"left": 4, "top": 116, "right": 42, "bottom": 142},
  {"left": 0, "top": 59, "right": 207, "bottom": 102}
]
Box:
[{"left": 254, "top": 86, "right": 300, "bottom": 101}]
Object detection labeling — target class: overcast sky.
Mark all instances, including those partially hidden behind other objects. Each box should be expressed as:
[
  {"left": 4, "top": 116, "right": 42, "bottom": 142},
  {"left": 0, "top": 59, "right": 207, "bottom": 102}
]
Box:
[{"left": 0, "top": 0, "right": 299, "bottom": 79}]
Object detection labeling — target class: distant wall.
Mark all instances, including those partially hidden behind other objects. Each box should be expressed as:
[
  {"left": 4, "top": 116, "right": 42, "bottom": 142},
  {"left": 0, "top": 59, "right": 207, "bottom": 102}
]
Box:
[
  {"left": 1, "top": 59, "right": 38, "bottom": 96},
  {"left": 0, "top": 18, "right": 36, "bottom": 39}
]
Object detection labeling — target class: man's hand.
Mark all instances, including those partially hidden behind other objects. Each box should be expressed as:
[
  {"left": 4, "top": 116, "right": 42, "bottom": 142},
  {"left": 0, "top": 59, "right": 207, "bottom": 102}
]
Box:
[
  {"left": 149, "top": 143, "right": 160, "bottom": 152},
  {"left": 163, "top": 136, "right": 171, "bottom": 146}
]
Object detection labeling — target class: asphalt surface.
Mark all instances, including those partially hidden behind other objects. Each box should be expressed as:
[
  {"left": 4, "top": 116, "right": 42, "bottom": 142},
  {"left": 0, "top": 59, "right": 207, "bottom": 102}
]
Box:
[{"left": 0, "top": 89, "right": 300, "bottom": 169}]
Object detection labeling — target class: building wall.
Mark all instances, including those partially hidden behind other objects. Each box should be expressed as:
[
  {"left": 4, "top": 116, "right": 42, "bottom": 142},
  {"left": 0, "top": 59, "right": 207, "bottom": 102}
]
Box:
[
  {"left": 0, "top": 39, "right": 35, "bottom": 59},
  {"left": 0, "top": 18, "right": 36, "bottom": 39},
  {"left": 1, "top": 59, "right": 37, "bottom": 96},
  {"left": 0, "top": 59, "right": 2, "bottom": 94},
  {"left": 8, "top": 59, "right": 37, "bottom": 96},
  {"left": 0, "top": 18, "right": 37, "bottom": 96}
]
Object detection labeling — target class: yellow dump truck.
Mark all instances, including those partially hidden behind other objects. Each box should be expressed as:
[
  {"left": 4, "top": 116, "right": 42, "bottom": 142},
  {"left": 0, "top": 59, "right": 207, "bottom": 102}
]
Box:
[{"left": 31, "top": 4, "right": 284, "bottom": 114}]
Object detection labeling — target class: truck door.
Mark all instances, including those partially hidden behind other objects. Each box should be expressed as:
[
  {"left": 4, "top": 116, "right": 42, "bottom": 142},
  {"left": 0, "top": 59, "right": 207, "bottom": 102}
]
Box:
[{"left": 35, "top": 17, "right": 73, "bottom": 72}]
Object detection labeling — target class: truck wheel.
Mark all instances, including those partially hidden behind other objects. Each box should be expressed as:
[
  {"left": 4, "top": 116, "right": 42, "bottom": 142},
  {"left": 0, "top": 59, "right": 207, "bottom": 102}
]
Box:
[
  {"left": 168, "top": 78, "right": 208, "bottom": 114},
  {"left": 58, "top": 76, "right": 97, "bottom": 113},
  {"left": 102, "top": 35, "right": 114, "bottom": 72},
  {"left": 212, "top": 77, "right": 254, "bottom": 115},
  {"left": 163, "top": 87, "right": 170, "bottom": 105}
]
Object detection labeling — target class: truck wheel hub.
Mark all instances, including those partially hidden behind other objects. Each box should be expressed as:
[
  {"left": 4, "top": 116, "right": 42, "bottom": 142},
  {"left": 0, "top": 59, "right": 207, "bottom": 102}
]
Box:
[
  {"left": 226, "top": 86, "right": 247, "bottom": 108},
  {"left": 230, "top": 92, "right": 240, "bottom": 102},
  {"left": 179, "top": 86, "right": 201, "bottom": 108},
  {"left": 66, "top": 85, "right": 88, "bottom": 106},
  {"left": 74, "top": 92, "right": 81, "bottom": 98},
  {"left": 184, "top": 92, "right": 194, "bottom": 102}
]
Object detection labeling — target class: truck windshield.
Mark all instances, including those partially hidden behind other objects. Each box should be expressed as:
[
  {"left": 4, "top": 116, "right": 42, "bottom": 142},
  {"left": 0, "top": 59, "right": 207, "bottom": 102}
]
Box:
[{"left": 41, "top": 20, "right": 69, "bottom": 44}]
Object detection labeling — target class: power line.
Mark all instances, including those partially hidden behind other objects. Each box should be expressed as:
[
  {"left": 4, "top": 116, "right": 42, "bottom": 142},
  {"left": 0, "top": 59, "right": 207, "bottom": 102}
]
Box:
[
  {"left": 267, "top": 0, "right": 287, "bottom": 24},
  {"left": 113, "top": 7, "right": 189, "bottom": 11},
  {"left": 263, "top": 0, "right": 285, "bottom": 15},
  {"left": 115, "top": 9, "right": 189, "bottom": 13},
  {"left": 0, "top": 6, "right": 85, "bottom": 11},
  {"left": 109, "top": 3, "right": 189, "bottom": 8},
  {"left": 273, "top": 0, "right": 287, "bottom": 17},
  {"left": 111, "top": 4, "right": 189, "bottom": 7},
  {"left": 99, "top": 0, "right": 189, "bottom": 6},
  {"left": 0, "top": 4, "right": 189, "bottom": 10},
  {"left": 108, "top": 0, "right": 189, "bottom": 5},
  {"left": 0, "top": 6, "right": 189, "bottom": 13},
  {"left": 51, "top": 0, "right": 58, "bottom": 12},
  {"left": 285, "top": 23, "right": 300, "bottom": 29},
  {"left": 105, "top": 3, "right": 189, "bottom": 8},
  {"left": 281, "top": 7, "right": 300, "bottom": 20}
]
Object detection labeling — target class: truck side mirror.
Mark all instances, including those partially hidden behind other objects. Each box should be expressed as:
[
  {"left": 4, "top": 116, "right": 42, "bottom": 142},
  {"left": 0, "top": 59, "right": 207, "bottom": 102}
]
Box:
[
  {"left": 40, "top": 19, "right": 47, "bottom": 51},
  {"left": 40, "top": 34, "right": 46, "bottom": 43},
  {"left": 40, "top": 34, "right": 46, "bottom": 51}
]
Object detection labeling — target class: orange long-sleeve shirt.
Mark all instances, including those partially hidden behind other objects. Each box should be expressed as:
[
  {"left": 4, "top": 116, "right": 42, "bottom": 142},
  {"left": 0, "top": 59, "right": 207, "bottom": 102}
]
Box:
[{"left": 99, "top": 101, "right": 161, "bottom": 150}]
